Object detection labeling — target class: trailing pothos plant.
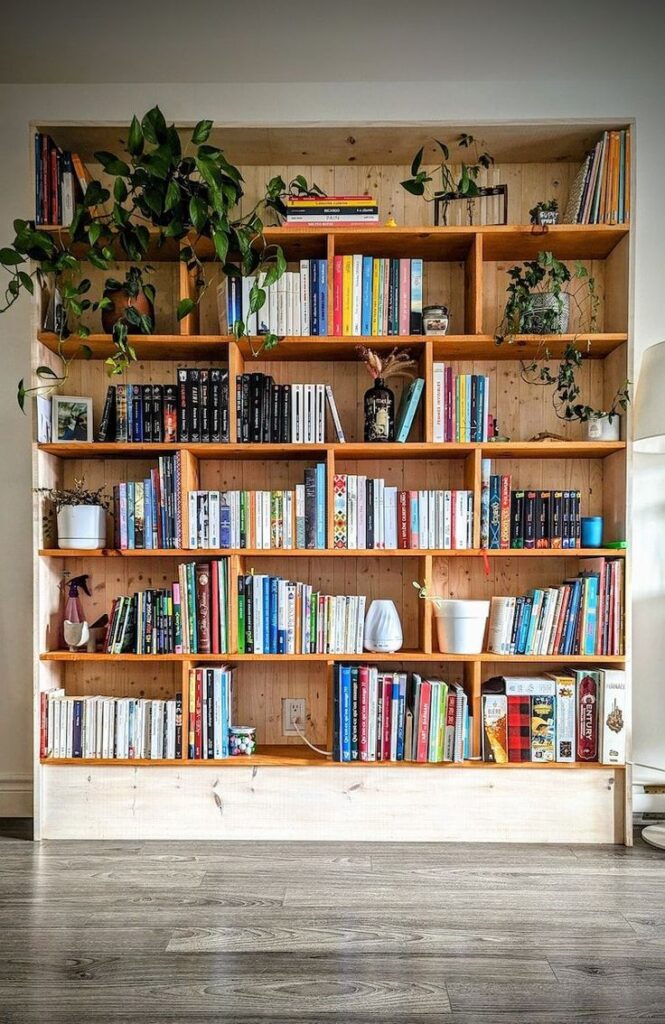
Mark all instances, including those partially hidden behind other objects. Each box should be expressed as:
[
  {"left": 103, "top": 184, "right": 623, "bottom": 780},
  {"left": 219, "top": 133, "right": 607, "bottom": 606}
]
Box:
[
  {"left": 495, "top": 250, "right": 630, "bottom": 423},
  {"left": 2, "top": 107, "right": 301, "bottom": 410},
  {"left": 401, "top": 133, "right": 494, "bottom": 200}
]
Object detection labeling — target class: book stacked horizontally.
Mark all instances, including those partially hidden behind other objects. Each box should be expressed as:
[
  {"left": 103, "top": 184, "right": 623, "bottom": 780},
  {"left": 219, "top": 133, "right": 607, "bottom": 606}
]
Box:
[{"left": 283, "top": 195, "right": 379, "bottom": 225}]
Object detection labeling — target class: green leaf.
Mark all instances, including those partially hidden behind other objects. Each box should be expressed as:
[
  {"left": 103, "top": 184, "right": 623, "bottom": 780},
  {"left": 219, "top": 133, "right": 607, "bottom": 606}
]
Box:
[
  {"left": 401, "top": 179, "right": 425, "bottom": 196},
  {"left": 17, "top": 379, "right": 26, "bottom": 413},
  {"left": 88, "top": 251, "right": 109, "bottom": 270},
  {"left": 435, "top": 139, "right": 450, "bottom": 161},
  {"left": 212, "top": 229, "right": 228, "bottom": 263},
  {"left": 192, "top": 119, "right": 213, "bottom": 145},
  {"left": 141, "top": 106, "right": 168, "bottom": 145},
  {"left": 0, "top": 247, "right": 24, "bottom": 265},
  {"left": 142, "top": 283, "right": 156, "bottom": 304},
  {"left": 177, "top": 298, "right": 195, "bottom": 321},
  {"left": 113, "top": 177, "right": 128, "bottom": 203},
  {"left": 36, "top": 365, "right": 58, "bottom": 378},
  {"left": 87, "top": 222, "right": 102, "bottom": 246},
  {"left": 127, "top": 115, "right": 144, "bottom": 156},
  {"left": 410, "top": 147, "right": 424, "bottom": 176},
  {"left": 18, "top": 271, "right": 34, "bottom": 294},
  {"left": 94, "top": 151, "right": 130, "bottom": 176},
  {"left": 188, "top": 196, "right": 207, "bottom": 232},
  {"left": 165, "top": 179, "right": 180, "bottom": 211},
  {"left": 80, "top": 343, "right": 93, "bottom": 358}
]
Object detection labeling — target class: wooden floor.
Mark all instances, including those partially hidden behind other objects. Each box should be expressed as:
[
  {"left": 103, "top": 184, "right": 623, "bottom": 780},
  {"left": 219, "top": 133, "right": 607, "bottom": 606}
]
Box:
[{"left": 1, "top": 825, "right": 665, "bottom": 1022}]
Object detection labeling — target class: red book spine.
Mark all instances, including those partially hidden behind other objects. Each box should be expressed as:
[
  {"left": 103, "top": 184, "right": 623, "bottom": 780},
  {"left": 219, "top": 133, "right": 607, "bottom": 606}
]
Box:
[
  {"left": 195, "top": 562, "right": 211, "bottom": 654},
  {"left": 151, "top": 468, "right": 161, "bottom": 547},
  {"left": 210, "top": 560, "right": 220, "bottom": 655},
  {"left": 398, "top": 491, "right": 409, "bottom": 548},
  {"left": 195, "top": 669, "right": 203, "bottom": 760},
  {"left": 507, "top": 695, "right": 531, "bottom": 762},
  {"left": 416, "top": 681, "right": 431, "bottom": 762},
  {"left": 40, "top": 692, "right": 48, "bottom": 758},
  {"left": 381, "top": 675, "right": 392, "bottom": 760},
  {"left": 359, "top": 666, "right": 369, "bottom": 761},
  {"left": 500, "top": 475, "right": 511, "bottom": 549},
  {"left": 577, "top": 673, "right": 599, "bottom": 760},
  {"left": 552, "top": 585, "right": 571, "bottom": 654},
  {"left": 332, "top": 256, "right": 343, "bottom": 335}
]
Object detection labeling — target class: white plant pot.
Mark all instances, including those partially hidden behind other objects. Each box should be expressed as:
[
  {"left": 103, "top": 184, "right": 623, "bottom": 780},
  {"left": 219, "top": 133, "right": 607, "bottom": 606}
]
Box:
[
  {"left": 57, "top": 505, "right": 106, "bottom": 550},
  {"left": 585, "top": 415, "right": 621, "bottom": 441},
  {"left": 363, "top": 599, "right": 403, "bottom": 653},
  {"left": 433, "top": 598, "right": 490, "bottom": 655}
]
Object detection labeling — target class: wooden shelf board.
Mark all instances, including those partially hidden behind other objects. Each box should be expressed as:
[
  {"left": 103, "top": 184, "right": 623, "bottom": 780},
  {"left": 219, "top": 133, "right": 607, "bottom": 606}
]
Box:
[
  {"left": 40, "top": 546, "right": 626, "bottom": 559},
  {"left": 40, "top": 651, "right": 626, "bottom": 664},
  {"left": 36, "top": 440, "right": 626, "bottom": 460},
  {"left": 37, "top": 331, "right": 627, "bottom": 362}
]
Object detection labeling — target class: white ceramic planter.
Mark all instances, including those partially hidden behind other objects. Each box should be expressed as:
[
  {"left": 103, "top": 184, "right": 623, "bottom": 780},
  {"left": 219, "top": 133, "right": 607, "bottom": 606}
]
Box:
[
  {"left": 585, "top": 415, "right": 621, "bottom": 441},
  {"left": 57, "top": 504, "right": 106, "bottom": 549},
  {"left": 433, "top": 598, "right": 490, "bottom": 655},
  {"left": 363, "top": 599, "right": 403, "bottom": 653}
]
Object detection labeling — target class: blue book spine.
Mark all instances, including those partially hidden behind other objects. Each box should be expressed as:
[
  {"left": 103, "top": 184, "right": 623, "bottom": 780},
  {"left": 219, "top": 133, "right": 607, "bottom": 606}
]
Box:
[
  {"left": 150, "top": 480, "right": 158, "bottom": 548},
  {"left": 583, "top": 577, "right": 599, "bottom": 655},
  {"left": 269, "top": 577, "right": 279, "bottom": 653},
  {"left": 394, "top": 680, "right": 404, "bottom": 760},
  {"left": 562, "top": 582, "right": 581, "bottom": 654},
  {"left": 489, "top": 475, "right": 501, "bottom": 549},
  {"left": 317, "top": 259, "right": 327, "bottom": 336},
  {"left": 315, "top": 463, "right": 326, "bottom": 548},
  {"left": 396, "top": 378, "right": 424, "bottom": 442},
  {"left": 143, "top": 479, "right": 152, "bottom": 550},
  {"left": 477, "top": 376, "right": 485, "bottom": 443},
  {"left": 220, "top": 502, "right": 231, "bottom": 549},
  {"left": 525, "top": 590, "right": 542, "bottom": 654},
  {"left": 127, "top": 481, "right": 136, "bottom": 550},
  {"left": 516, "top": 597, "right": 532, "bottom": 654},
  {"left": 311, "top": 260, "right": 319, "bottom": 335},
  {"left": 361, "top": 256, "right": 373, "bottom": 335},
  {"left": 341, "top": 666, "right": 352, "bottom": 762},
  {"left": 262, "top": 576, "right": 270, "bottom": 653},
  {"left": 220, "top": 671, "right": 227, "bottom": 758},
  {"left": 72, "top": 699, "right": 83, "bottom": 758},
  {"left": 463, "top": 703, "right": 470, "bottom": 760}
]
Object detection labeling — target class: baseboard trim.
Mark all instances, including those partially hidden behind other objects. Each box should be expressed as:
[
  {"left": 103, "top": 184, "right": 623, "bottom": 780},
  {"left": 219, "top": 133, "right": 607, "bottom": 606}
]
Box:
[{"left": 0, "top": 773, "right": 32, "bottom": 817}]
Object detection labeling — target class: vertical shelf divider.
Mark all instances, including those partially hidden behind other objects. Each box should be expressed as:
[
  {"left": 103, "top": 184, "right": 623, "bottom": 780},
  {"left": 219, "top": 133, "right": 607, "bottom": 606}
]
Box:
[
  {"left": 468, "top": 659, "right": 482, "bottom": 758},
  {"left": 465, "top": 448, "right": 483, "bottom": 549},
  {"left": 465, "top": 233, "right": 484, "bottom": 335},
  {"left": 178, "top": 240, "right": 200, "bottom": 336},
  {"left": 423, "top": 340, "right": 434, "bottom": 443},
  {"left": 419, "top": 553, "right": 433, "bottom": 654}
]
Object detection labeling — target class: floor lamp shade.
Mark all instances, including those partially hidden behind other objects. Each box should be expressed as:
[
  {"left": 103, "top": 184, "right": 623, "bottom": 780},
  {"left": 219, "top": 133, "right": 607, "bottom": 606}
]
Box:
[{"left": 634, "top": 340, "right": 665, "bottom": 453}]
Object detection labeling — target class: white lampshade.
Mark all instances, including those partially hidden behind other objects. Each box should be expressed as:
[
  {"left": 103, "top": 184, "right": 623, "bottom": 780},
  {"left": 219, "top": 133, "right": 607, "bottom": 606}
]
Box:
[{"left": 634, "top": 340, "right": 665, "bottom": 453}]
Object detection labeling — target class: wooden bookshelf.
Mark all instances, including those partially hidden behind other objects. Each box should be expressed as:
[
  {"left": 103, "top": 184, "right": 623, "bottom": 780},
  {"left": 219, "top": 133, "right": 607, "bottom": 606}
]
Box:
[{"left": 32, "top": 120, "right": 632, "bottom": 843}]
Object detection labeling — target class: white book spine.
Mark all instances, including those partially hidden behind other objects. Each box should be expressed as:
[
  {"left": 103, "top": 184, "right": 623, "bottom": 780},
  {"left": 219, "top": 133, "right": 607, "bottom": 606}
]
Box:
[
  {"left": 487, "top": 596, "right": 516, "bottom": 655},
  {"left": 357, "top": 477, "right": 367, "bottom": 549},
  {"left": 285, "top": 272, "right": 293, "bottom": 336},
  {"left": 283, "top": 490, "right": 293, "bottom": 549},
  {"left": 443, "top": 491, "right": 452, "bottom": 549},
  {"left": 276, "top": 274, "right": 287, "bottom": 335},
  {"left": 454, "top": 490, "right": 466, "bottom": 549},
  {"left": 300, "top": 261, "right": 310, "bottom": 336},
  {"left": 188, "top": 491, "right": 198, "bottom": 549},
  {"left": 419, "top": 490, "right": 428, "bottom": 550},
  {"left": 600, "top": 669, "right": 627, "bottom": 764},
  {"left": 356, "top": 594, "right": 366, "bottom": 653},
  {"left": 352, "top": 254, "right": 363, "bottom": 335},
  {"left": 433, "top": 362, "right": 445, "bottom": 442},
  {"left": 548, "top": 674, "right": 576, "bottom": 762},
  {"left": 209, "top": 491, "right": 220, "bottom": 549},
  {"left": 268, "top": 282, "right": 278, "bottom": 333},
  {"left": 347, "top": 475, "right": 357, "bottom": 549},
  {"left": 295, "top": 484, "right": 305, "bottom": 548},
  {"left": 292, "top": 272, "right": 301, "bottom": 335},
  {"left": 262, "top": 492, "right": 271, "bottom": 550}
]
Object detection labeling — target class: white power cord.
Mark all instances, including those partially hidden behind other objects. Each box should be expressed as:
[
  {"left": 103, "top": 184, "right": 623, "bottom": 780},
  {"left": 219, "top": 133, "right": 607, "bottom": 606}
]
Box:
[{"left": 293, "top": 715, "right": 331, "bottom": 758}]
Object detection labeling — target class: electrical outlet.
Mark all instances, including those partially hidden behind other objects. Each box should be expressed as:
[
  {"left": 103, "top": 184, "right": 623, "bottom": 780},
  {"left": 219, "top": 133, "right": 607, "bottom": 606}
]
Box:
[{"left": 282, "top": 698, "right": 306, "bottom": 736}]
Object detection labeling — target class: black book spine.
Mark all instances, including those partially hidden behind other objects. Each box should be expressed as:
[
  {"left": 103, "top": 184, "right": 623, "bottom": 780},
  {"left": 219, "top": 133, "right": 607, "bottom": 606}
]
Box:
[
  {"left": 163, "top": 384, "right": 177, "bottom": 443},
  {"left": 245, "top": 575, "right": 254, "bottom": 654},
  {"left": 189, "top": 369, "right": 201, "bottom": 442},
  {"left": 249, "top": 373, "right": 264, "bottom": 442},
  {"left": 391, "top": 258, "right": 400, "bottom": 334},
  {"left": 177, "top": 369, "right": 189, "bottom": 442},
  {"left": 152, "top": 385, "right": 163, "bottom": 443},
  {"left": 241, "top": 376, "right": 250, "bottom": 443},
  {"left": 206, "top": 670, "right": 214, "bottom": 759},
  {"left": 270, "top": 383, "right": 280, "bottom": 442},
  {"left": 131, "top": 385, "right": 143, "bottom": 442},
  {"left": 175, "top": 692, "right": 182, "bottom": 758},
  {"left": 524, "top": 491, "right": 537, "bottom": 549},
  {"left": 200, "top": 369, "right": 210, "bottom": 443},
  {"left": 510, "top": 490, "right": 525, "bottom": 548},
  {"left": 562, "top": 490, "right": 571, "bottom": 548},
  {"left": 142, "top": 385, "right": 153, "bottom": 444},
  {"left": 210, "top": 368, "right": 222, "bottom": 443},
  {"left": 262, "top": 376, "right": 273, "bottom": 442},
  {"left": 367, "top": 478, "right": 374, "bottom": 549},
  {"left": 97, "top": 386, "right": 116, "bottom": 442},
  {"left": 281, "top": 384, "right": 291, "bottom": 443},
  {"left": 550, "top": 490, "right": 563, "bottom": 548},
  {"left": 304, "top": 468, "right": 317, "bottom": 549},
  {"left": 537, "top": 491, "right": 550, "bottom": 548},
  {"left": 220, "top": 370, "right": 229, "bottom": 443},
  {"left": 236, "top": 374, "right": 243, "bottom": 442},
  {"left": 574, "top": 490, "right": 581, "bottom": 547}
]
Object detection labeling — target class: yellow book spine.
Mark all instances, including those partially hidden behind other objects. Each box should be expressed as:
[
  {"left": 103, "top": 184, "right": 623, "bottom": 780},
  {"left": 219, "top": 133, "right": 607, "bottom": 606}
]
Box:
[
  {"left": 371, "top": 258, "right": 380, "bottom": 335},
  {"left": 342, "top": 256, "right": 353, "bottom": 336}
]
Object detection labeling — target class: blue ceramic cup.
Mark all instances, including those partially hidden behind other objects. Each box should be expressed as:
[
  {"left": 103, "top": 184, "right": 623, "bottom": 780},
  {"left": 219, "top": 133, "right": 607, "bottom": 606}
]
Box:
[{"left": 581, "top": 516, "right": 603, "bottom": 548}]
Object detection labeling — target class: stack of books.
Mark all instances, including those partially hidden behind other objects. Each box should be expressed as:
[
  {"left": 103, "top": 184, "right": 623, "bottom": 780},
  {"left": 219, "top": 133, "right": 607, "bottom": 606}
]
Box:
[
  {"left": 480, "top": 464, "right": 582, "bottom": 550},
  {"left": 34, "top": 132, "right": 89, "bottom": 226},
  {"left": 332, "top": 668, "right": 470, "bottom": 763},
  {"left": 226, "top": 261, "right": 328, "bottom": 336},
  {"left": 104, "top": 558, "right": 229, "bottom": 655},
  {"left": 333, "top": 476, "right": 474, "bottom": 550},
  {"left": 187, "top": 667, "right": 234, "bottom": 760},
  {"left": 481, "top": 671, "right": 627, "bottom": 764},
  {"left": 432, "top": 366, "right": 491, "bottom": 443},
  {"left": 187, "top": 465, "right": 327, "bottom": 550},
  {"left": 113, "top": 453, "right": 183, "bottom": 549},
  {"left": 332, "top": 255, "right": 423, "bottom": 335},
  {"left": 283, "top": 195, "right": 378, "bottom": 226},
  {"left": 236, "top": 374, "right": 344, "bottom": 443},
  {"left": 486, "top": 557, "right": 624, "bottom": 657},
  {"left": 237, "top": 576, "right": 366, "bottom": 655},
  {"left": 40, "top": 690, "right": 183, "bottom": 760},
  {"left": 98, "top": 370, "right": 230, "bottom": 444},
  {"left": 564, "top": 129, "right": 631, "bottom": 225}
]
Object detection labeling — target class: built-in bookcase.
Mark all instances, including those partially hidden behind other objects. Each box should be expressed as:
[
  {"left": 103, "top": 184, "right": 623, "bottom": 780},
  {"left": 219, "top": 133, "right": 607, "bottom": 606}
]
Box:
[{"left": 31, "top": 122, "right": 631, "bottom": 842}]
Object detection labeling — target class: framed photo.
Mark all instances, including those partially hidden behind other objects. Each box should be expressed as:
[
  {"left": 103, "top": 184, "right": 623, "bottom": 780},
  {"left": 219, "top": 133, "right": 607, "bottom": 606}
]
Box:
[
  {"left": 36, "top": 395, "right": 52, "bottom": 443},
  {"left": 52, "top": 396, "right": 93, "bottom": 443}
]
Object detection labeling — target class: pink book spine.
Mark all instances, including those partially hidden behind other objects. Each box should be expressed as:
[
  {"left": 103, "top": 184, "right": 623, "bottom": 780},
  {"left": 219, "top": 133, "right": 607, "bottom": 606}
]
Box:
[
  {"left": 445, "top": 366, "right": 454, "bottom": 443},
  {"left": 398, "top": 259, "right": 411, "bottom": 336},
  {"left": 333, "top": 256, "right": 343, "bottom": 335}
]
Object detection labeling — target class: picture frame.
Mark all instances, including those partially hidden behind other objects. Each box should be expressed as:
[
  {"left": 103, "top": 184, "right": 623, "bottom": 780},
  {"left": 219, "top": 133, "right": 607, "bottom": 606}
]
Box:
[
  {"left": 36, "top": 395, "right": 52, "bottom": 443},
  {"left": 52, "top": 395, "right": 93, "bottom": 443}
]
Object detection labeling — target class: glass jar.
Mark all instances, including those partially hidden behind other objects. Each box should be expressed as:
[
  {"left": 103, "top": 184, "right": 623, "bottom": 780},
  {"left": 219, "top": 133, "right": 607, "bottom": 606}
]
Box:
[
  {"left": 364, "top": 377, "right": 395, "bottom": 442},
  {"left": 423, "top": 304, "right": 450, "bottom": 335}
]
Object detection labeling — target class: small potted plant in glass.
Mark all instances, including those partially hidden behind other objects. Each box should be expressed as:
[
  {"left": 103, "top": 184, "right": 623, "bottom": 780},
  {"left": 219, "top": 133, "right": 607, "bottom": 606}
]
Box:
[
  {"left": 39, "top": 478, "right": 109, "bottom": 550},
  {"left": 495, "top": 251, "right": 588, "bottom": 338},
  {"left": 529, "top": 199, "right": 559, "bottom": 226},
  {"left": 356, "top": 346, "right": 417, "bottom": 442}
]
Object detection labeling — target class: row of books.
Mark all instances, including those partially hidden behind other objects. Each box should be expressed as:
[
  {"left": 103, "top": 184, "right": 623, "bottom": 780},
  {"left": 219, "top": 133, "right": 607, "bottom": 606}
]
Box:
[
  {"left": 236, "top": 374, "right": 344, "bottom": 443},
  {"left": 333, "top": 476, "right": 474, "bottom": 550},
  {"left": 481, "top": 469, "right": 582, "bottom": 550},
  {"left": 226, "top": 263, "right": 328, "bottom": 337},
  {"left": 40, "top": 690, "right": 182, "bottom": 760},
  {"left": 564, "top": 129, "right": 630, "bottom": 225},
  {"left": 332, "top": 668, "right": 470, "bottom": 762},
  {"left": 187, "top": 468, "right": 327, "bottom": 550},
  {"left": 112, "top": 454, "right": 182, "bottom": 549},
  {"left": 486, "top": 558, "right": 624, "bottom": 657},
  {"left": 432, "top": 366, "right": 492, "bottom": 443},
  {"left": 104, "top": 559, "right": 229, "bottom": 655},
  {"left": 98, "top": 370, "right": 230, "bottom": 444},
  {"left": 34, "top": 132, "right": 89, "bottom": 226},
  {"left": 237, "top": 576, "right": 365, "bottom": 655},
  {"left": 481, "top": 671, "right": 626, "bottom": 764},
  {"left": 187, "top": 667, "right": 234, "bottom": 760},
  {"left": 283, "top": 195, "right": 379, "bottom": 226},
  {"left": 332, "top": 256, "right": 423, "bottom": 336}
]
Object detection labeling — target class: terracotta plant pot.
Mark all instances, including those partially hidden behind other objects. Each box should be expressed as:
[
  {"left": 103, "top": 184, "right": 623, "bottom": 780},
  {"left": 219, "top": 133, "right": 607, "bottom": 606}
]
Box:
[{"left": 101, "top": 289, "right": 154, "bottom": 334}]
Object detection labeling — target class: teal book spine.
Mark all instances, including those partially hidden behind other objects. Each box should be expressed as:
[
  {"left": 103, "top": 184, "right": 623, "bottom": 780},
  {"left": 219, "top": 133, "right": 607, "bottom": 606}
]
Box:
[
  {"left": 396, "top": 378, "right": 424, "bottom": 442},
  {"left": 315, "top": 463, "right": 326, "bottom": 548}
]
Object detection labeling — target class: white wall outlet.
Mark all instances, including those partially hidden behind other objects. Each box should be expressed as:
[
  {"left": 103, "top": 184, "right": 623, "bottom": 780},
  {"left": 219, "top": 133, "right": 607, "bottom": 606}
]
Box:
[{"left": 282, "top": 698, "right": 306, "bottom": 736}]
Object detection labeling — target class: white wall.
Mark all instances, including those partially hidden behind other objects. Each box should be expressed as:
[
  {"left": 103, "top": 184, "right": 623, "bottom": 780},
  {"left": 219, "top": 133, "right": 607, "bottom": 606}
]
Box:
[{"left": 1, "top": 75, "right": 663, "bottom": 814}]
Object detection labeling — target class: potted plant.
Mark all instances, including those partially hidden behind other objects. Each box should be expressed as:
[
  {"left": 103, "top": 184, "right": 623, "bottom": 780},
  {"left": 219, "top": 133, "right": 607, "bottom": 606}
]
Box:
[
  {"left": 529, "top": 199, "right": 559, "bottom": 226},
  {"left": 1, "top": 108, "right": 324, "bottom": 408},
  {"left": 100, "top": 265, "right": 155, "bottom": 335},
  {"left": 412, "top": 582, "right": 490, "bottom": 655},
  {"left": 400, "top": 134, "right": 498, "bottom": 225},
  {"left": 39, "top": 478, "right": 109, "bottom": 550},
  {"left": 356, "top": 346, "right": 417, "bottom": 442}
]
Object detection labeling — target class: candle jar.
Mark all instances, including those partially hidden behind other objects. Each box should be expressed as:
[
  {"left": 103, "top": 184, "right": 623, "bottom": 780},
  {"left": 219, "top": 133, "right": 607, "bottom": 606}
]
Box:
[
  {"left": 229, "top": 725, "right": 257, "bottom": 756},
  {"left": 364, "top": 377, "right": 395, "bottom": 442},
  {"left": 423, "top": 305, "right": 450, "bottom": 335}
]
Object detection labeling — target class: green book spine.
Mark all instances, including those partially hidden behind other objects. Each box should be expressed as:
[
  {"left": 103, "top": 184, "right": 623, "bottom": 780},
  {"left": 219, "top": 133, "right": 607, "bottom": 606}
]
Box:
[
  {"left": 237, "top": 575, "right": 245, "bottom": 654},
  {"left": 187, "top": 562, "right": 197, "bottom": 654}
]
